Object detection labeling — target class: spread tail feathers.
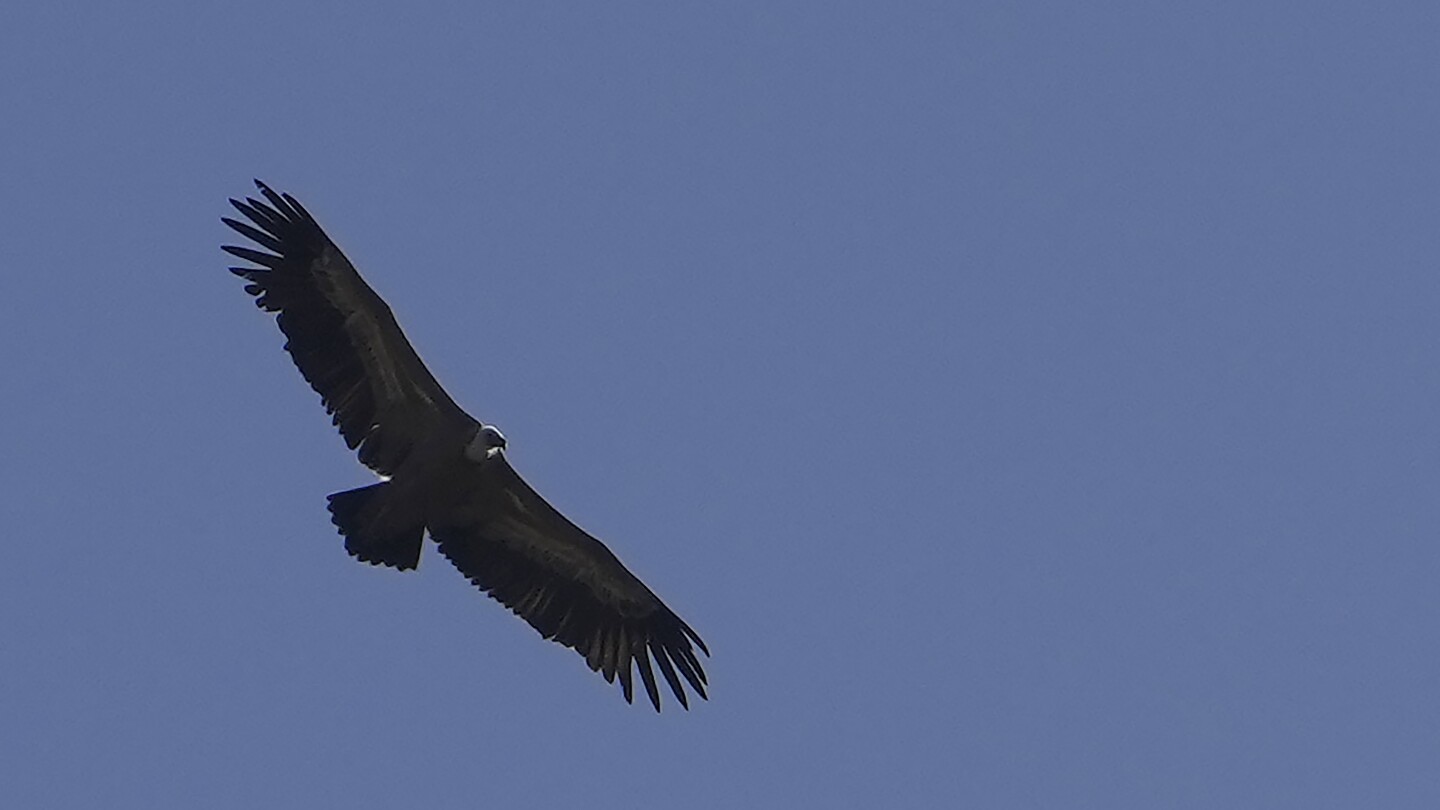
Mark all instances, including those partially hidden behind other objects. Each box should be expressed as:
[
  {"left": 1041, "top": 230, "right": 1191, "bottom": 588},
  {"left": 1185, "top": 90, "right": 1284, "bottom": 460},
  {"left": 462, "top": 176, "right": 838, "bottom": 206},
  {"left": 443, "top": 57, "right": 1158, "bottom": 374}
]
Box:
[{"left": 326, "top": 483, "right": 425, "bottom": 570}]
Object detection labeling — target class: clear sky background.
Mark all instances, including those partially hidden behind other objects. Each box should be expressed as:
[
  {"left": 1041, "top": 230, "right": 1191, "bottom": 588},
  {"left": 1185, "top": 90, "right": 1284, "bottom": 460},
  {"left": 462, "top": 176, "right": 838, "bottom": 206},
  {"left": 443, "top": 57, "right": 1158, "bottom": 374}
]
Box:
[{"left": 2, "top": 2, "right": 1438, "bottom": 807}]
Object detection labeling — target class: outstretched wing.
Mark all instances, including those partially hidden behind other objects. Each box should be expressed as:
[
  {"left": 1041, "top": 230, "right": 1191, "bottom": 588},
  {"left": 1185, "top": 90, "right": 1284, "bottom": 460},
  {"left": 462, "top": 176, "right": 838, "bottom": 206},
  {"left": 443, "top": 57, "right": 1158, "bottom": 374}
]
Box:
[
  {"left": 430, "top": 454, "right": 710, "bottom": 711},
  {"left": 222, "top": 180, "right": 472, "bottom": 476}
]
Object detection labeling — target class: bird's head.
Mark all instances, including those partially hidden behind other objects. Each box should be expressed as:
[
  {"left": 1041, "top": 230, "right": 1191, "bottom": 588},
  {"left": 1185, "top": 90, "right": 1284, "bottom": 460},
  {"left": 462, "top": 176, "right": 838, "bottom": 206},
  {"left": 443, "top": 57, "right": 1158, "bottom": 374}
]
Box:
[{"left": 464, "top": 423, "right": 508, "bottom": 462}]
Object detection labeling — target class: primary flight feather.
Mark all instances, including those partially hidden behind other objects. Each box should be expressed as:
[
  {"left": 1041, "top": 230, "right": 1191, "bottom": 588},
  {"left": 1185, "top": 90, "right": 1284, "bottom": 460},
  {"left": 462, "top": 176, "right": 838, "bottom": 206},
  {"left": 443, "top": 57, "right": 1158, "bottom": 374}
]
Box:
[{"left": 222, "top": 180, "right": 708, "bottom": 711}]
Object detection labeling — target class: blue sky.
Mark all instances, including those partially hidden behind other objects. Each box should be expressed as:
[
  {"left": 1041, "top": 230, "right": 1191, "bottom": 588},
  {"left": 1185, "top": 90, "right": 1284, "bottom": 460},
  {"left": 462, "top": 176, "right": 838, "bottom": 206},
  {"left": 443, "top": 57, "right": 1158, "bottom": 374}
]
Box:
[{"left": 3, "top": 2, "right": 1438, "bottom": 806}]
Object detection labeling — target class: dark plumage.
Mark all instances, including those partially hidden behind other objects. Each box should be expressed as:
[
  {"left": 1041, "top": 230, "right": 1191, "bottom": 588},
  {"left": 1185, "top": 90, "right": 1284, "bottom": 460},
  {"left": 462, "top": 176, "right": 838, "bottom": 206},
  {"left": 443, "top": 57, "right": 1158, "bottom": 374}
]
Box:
[{"left": 223, "top": 181, "right": 707, "bottom": 710}]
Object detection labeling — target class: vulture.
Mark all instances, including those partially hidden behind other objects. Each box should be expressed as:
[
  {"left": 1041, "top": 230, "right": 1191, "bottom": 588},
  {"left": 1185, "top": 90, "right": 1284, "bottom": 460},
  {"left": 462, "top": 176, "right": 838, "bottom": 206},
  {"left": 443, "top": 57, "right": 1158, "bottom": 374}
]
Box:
[{"left": 222, "top": 180, "right": 708, "bottom": 711}]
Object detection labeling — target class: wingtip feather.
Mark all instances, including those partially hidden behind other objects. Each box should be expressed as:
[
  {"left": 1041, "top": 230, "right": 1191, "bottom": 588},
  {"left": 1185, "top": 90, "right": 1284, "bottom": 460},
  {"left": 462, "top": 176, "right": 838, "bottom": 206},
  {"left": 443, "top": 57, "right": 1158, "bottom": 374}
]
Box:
[
  {"left": 635, "top": 645, "right": 661, "bottom": 712},
  {"left": 650, "top": 639, "right": 689, "bottom": 710}
]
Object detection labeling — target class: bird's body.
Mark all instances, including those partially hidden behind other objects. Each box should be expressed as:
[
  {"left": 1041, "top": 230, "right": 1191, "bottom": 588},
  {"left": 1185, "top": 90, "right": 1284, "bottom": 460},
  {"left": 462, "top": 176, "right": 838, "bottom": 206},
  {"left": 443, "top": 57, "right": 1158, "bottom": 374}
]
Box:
[{"left": 223, "top": 181, "right": 707, "bottom": 710}]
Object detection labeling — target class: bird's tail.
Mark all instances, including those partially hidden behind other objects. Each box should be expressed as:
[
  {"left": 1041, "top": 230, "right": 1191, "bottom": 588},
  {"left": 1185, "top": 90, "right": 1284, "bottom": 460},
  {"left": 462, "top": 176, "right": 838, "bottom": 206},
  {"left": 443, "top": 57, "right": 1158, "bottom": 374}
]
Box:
[{"left": 326, "top": 482, "right": 425, "bottom": 571}]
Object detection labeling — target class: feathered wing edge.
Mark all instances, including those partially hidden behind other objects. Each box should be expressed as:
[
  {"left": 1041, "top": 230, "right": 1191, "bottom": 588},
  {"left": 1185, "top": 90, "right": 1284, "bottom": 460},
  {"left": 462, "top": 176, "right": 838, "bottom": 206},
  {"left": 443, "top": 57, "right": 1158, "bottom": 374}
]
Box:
[
  {"left": 220, "top": 180, "right": 448, "bottom": 476},
  {"left": 428, "top": 518, "right": 710, "bottom": 711}
]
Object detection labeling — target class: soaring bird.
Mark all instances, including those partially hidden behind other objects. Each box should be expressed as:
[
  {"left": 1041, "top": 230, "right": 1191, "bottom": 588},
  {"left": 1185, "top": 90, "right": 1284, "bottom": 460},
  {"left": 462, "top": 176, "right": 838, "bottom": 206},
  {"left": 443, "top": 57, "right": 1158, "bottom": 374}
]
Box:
[{"left": 222, "top": 181, "right": 708, "bottom": 710}]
